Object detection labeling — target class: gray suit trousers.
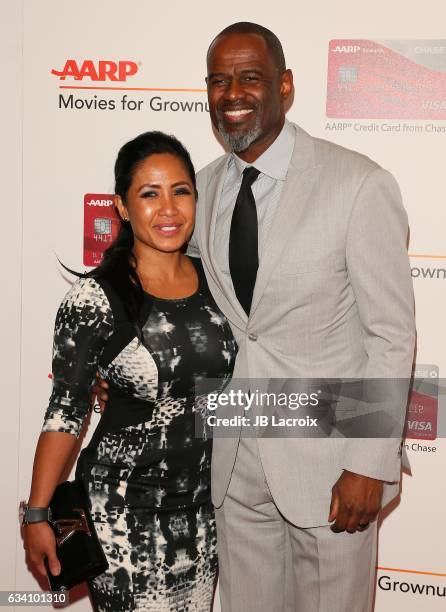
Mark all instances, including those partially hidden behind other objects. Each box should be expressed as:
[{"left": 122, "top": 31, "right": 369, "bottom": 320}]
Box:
[{"left": 215, "top": 436, "right": 378, "bottom": 612}]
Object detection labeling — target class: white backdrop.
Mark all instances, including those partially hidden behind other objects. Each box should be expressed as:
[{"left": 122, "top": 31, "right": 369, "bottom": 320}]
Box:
[{"left": 2, "top": 0, "right": 445, "bottom": 610}]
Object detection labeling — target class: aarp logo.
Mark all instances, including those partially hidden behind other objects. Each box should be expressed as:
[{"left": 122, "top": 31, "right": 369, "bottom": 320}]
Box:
[
  {"left": 331, "top": 45, "right": 361, "bottom": 53},
  {"left": 51, "top": 59, "right": 139, "bottom": 82}
]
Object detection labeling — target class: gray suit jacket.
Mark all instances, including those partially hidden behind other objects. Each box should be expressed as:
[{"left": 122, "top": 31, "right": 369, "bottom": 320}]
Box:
[{"left": 189, "top": 123, "right": 416, "bottom": 527}]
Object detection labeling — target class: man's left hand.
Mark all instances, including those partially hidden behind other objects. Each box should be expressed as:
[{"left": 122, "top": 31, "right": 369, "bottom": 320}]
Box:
[{"left": 328, "top": 470, "right": 383, "bottom": 533}]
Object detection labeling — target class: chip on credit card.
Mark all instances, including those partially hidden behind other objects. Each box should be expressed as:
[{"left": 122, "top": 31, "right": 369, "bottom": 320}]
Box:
[{"left": 327, "top": 40, "right": 446, "bottom": 119}]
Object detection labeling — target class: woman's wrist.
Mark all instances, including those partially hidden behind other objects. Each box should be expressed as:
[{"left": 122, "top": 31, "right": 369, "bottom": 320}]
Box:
[{"left": 21, "top": 504, "right": 52, "bottom": 526}]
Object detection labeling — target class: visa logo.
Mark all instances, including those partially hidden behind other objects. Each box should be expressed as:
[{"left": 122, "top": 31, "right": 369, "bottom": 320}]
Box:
[
  {"left": 51, "top": 60, "right": 138, "bottom": 82},
  {"left": 407, "top": 420, "right": 433, "bottom": 432},
  {"left": 332, "top": 45, "right": 361, "bottom": 53}
]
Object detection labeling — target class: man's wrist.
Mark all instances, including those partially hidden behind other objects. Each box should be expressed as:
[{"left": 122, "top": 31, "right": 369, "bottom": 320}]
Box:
[{"left": 342, "top": 469, "right": 384, "bottom": 482}]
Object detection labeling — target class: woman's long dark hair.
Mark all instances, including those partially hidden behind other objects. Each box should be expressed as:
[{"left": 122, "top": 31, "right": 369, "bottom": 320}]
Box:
[{"left": 87, "top": 131, "right": 197, "bottom": 336}]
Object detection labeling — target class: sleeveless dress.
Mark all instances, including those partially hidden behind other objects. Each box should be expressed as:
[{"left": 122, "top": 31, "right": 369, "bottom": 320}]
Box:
[{"left": 42, "top": 258, "right": 237, "bottom": 611}]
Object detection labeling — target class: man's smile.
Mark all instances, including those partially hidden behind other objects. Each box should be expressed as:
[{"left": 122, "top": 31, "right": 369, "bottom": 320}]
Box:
[{"left": 221, "top": 107, "right": 255, "bottom": 125}]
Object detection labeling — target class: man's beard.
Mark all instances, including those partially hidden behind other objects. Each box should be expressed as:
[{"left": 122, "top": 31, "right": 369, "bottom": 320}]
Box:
[{"left": 217, "top": 115, "right": 262, "bottom": 153}]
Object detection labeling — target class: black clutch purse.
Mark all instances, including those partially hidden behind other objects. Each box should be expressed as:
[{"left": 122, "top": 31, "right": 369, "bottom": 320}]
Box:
[{"left": 45, "top": 480, "right": 108, "bottom": 591}]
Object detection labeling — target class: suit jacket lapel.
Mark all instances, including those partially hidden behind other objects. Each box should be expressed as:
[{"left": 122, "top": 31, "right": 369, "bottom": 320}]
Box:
[
  {"left": 202, "top": 156, "right": 248, "bottom": 326},
  {"left": 249, "top": 125, "right": 322, "bottom": 319}
]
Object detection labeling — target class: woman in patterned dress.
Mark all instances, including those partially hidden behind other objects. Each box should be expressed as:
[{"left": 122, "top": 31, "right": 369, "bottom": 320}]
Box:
[{"left": 24, "top": 132, "right": 237, "bottom": 611}]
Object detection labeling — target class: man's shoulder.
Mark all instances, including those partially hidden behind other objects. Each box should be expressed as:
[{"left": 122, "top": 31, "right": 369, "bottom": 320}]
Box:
[
  {"left": 292, "top": 123, "right": 382, "bottom": 177},
  {"left": 316, "top": 136, "right": 380, "bottom": 172}
]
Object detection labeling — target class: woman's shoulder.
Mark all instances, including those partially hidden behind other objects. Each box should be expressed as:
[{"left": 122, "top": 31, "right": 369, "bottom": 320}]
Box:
[{"left": 59, "top": 276, "right": 111, "bottom": 313}]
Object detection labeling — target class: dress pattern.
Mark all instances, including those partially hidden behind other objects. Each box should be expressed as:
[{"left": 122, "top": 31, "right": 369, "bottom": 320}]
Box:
[{"left": 42, "top": 259, "right": 237, "bottom": 611}]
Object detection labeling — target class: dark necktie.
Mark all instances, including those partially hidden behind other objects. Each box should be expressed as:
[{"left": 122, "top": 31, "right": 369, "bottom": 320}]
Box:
[{"left": 229, "top": 166, "right": 261, "bottom": 315}]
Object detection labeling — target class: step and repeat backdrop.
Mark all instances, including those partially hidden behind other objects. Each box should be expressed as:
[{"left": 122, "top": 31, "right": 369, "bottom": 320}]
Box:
[{"left": 4, "top": 0, "right": 446, "bottom": 610}]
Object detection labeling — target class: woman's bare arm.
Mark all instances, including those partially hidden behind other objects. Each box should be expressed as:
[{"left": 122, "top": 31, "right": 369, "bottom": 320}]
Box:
[
  {"left": 24, "top": 432, "right": 78, "bottom": 578},
  {"left": 28, "top": 432, "right": 78, "bottom": 506}
]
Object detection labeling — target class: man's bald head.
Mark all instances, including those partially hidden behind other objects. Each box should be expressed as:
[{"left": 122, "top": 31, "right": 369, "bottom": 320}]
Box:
[{"left": 207, "top": 22, "right": 286, "bottom": 73}]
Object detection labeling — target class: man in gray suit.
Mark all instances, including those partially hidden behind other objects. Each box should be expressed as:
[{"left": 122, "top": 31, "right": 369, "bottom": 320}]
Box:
[{"left": 188, "top": 21, "right": 416, "bottom": 612}]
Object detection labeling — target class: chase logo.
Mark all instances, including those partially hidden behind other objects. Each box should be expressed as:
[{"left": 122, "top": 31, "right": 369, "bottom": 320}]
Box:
[{"left": 51, "top": 59, "right": 139, "bottom": 82}]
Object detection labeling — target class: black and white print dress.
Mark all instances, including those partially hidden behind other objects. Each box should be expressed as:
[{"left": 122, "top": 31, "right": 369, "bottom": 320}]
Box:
[{"left": 42, "top": 258, "right": 237, "bottom": 611}]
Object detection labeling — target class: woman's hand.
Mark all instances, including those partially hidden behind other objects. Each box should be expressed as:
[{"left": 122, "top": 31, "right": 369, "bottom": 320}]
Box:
[
  {"left": 91, "top": 371, "right": 110, "bottom": 413},
  {"left": 24, "top": 522, "right": 61, "bottom": 578}
]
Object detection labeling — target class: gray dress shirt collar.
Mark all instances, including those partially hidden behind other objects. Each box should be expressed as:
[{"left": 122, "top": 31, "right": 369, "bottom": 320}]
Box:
[{"left": 230, "top": 119, "right": 295, "bottom": 180}]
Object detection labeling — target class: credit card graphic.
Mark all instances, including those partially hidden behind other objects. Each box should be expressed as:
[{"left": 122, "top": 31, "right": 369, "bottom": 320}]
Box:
[
  {"left": 327, "top": 40, "right": 446, "bottom": 119},
  {"left": 83, "top": 193, "right": 120, "bottom": 266},
  {"left": 405, "top": 364, "right": 438, "bottom": 441}
]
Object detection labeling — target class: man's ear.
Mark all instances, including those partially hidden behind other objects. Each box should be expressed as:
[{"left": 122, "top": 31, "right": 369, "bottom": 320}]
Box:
[
  {"left": 115, "top": 195, "right": 129, "bottom": 222},
  {"left": 280, "top": 69, "right": 294, "bottom": 101}
]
